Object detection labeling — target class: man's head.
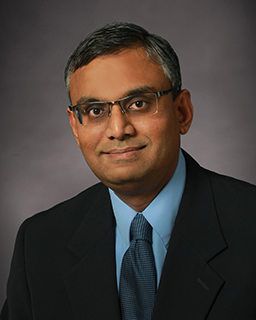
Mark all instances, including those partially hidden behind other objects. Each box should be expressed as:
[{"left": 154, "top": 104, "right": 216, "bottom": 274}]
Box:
[
  {"left": 65, "top": 21, "right": 181, "bottom": 101},
  {"left": 66, "top": 22, "right": 193, "bottom": 211}
]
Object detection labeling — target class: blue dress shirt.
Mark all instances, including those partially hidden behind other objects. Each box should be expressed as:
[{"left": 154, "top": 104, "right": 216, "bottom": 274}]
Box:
[{"left": 109, "top": 149, "right": 186, "bottom": 289}]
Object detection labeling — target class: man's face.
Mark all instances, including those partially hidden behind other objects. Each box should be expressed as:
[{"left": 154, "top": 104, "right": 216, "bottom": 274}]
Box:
[{"left": 68, "top": 48, "right": 193, "bottom": 199}]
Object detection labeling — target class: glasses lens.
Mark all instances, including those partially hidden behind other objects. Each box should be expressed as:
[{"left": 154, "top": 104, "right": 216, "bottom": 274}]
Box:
[
  {"left": 122, "top": 93, "right": 158, "bottom": 117},
  {"left": 77, "top": 102, "right": 109, "bottom": 126}
]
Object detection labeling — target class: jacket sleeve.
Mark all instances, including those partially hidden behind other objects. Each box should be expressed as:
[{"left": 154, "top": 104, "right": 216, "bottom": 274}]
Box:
[{"left": 0, "top": 221, "right": 33, "bottom": 319}]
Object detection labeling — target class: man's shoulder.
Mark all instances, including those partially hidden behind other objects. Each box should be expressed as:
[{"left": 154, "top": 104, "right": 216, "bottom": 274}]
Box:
[
  {"left": 183, "top": 149, "right": 256, "bottom": 215},
  {"left": 206, "top": 169, "right": 256, "bottom": 231},
  {"left": 19, "top": 182, "right": 108, "bottom": 236},
  {"left": 183, "top": 150, "right": 256, "bottom": 239},
  {"left": 183, "top": 149, "right": 256, "bottom": 198},
  {"left": 205, "top": 167, "right": 256, "bottom": 205}
]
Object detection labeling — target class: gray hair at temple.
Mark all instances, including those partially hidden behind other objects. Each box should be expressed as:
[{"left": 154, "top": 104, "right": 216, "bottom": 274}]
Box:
[{"left": 64, "top": 22, "right": 182, "bottom": 101}]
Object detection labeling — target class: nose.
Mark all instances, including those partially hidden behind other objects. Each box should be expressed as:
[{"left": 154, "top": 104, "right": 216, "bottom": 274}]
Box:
[{"left": 105, "top": 104, "right": 135, "bottom": 140}]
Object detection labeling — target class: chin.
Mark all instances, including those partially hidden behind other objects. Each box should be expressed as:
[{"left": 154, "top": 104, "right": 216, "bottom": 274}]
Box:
[{"left": 102, "top": 170, "right": 152, "bottom": 192}]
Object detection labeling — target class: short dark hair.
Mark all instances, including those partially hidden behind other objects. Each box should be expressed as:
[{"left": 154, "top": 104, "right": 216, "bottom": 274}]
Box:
[{"left": 64, "top": 21, "right": 181, "bottom": 100}]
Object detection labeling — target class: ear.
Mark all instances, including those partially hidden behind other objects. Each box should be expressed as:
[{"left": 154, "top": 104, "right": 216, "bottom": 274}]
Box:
[
  {"left": 67, "top": 108, "right": 81, "bottom": 148},
  {"left": 174, "top": 89, "right": 193, "bottom": 135}
]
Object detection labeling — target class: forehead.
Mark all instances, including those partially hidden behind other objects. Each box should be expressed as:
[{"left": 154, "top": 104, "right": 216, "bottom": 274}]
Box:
[{"left": 69, "top": 48, "right": 170, "bottom": 102}]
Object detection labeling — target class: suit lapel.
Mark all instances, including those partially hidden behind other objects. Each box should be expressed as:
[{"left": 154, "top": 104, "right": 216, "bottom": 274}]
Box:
[
  {"left": 63, "top": 185, "right": 121, "bottom": 319},
  {"left": 153, "top": 151, "right": 227, "bottom": 319}
]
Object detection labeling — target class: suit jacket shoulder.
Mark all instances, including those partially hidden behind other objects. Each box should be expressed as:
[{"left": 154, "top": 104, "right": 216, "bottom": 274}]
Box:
[{"left": 21, "top": 182, "right": 108, "bottom": 230}]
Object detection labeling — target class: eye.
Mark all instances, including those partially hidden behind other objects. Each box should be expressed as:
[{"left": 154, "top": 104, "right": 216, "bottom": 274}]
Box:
[
  {"left": 131, "top": 100, "right": 146, "bottom": 109},
  {"left": 128, "top": 98, "right": 148, "bottom": 110},
  {"left": 81, "top": 104, "right": 107, "bottom": 118},
  {"left": 89, "top": 107, "right": 103, "bottom": 116},
  {"left": 124, "top": 93, "right": 156, "bottom": 115}
]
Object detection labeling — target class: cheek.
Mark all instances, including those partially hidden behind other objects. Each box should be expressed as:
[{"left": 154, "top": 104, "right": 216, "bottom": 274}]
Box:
[
  {"left": 77, "top": 127, "right": 105, "bottom": 159},
  {"left": 150, "top": 116, "right": 180, "bottom": 153}
]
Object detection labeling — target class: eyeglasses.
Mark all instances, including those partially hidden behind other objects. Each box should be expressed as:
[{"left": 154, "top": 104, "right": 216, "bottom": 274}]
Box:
[{"left": 69, "top": 87, "right": 179, "bottom": 127}]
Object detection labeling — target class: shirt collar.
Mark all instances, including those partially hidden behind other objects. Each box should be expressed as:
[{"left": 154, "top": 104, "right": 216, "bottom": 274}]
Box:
[{"left": 109, "top": 149, "right": 186, "bottom": 248}]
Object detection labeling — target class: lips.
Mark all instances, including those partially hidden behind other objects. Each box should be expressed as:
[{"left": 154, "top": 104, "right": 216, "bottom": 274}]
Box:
[
  {"left": 104, "top": 146, "right": 145, "bottom": 154},
  {"left": 102, "top": 145, "right": 146, "bottom": 160}
]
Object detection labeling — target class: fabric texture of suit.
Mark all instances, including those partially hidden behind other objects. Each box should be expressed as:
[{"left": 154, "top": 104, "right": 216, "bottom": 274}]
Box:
[{"left": 1, "top": 150, "right": 256, "bottom": 319}]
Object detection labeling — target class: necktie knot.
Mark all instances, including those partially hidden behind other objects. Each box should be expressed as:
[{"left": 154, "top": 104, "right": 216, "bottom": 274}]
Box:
[{"left": 130, "top": 214, "right": 152, "bottom": 243}]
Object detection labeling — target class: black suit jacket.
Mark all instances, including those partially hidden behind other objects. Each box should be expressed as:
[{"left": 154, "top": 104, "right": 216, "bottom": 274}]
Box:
[{"left": 1, "top": 151, "right": 256, "bottom": 319}]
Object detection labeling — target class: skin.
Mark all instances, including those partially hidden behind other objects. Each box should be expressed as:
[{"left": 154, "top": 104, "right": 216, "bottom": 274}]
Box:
[{"left": 67, "top": 48, "right": 193, "bottom": 212}]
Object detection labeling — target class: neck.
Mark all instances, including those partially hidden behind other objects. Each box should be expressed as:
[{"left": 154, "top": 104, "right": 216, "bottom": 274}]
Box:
[
  {"left": 114, "top": 193, "right": 154, "bottom": 212},
  {"left": 112, "top": 174, "right": 173, "bottom": 212}
]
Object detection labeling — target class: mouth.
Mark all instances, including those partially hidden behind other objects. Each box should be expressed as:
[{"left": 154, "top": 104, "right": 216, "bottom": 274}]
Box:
[
  {"left": 105, "top": 146, "right": 145, "bottom": 154},
  {"left": 103, "top": 146, "right": 146, "bottom": 160}
]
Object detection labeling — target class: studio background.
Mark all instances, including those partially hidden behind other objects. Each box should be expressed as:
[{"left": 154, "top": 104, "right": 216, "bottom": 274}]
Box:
[{"left": 1, "top": 0, "right": 255, "bottom": 308}]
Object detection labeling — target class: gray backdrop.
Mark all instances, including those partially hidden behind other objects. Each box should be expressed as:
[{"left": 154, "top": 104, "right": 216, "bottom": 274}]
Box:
[{"left": 1, "top": 0, "right": 256, "bottom": 308}]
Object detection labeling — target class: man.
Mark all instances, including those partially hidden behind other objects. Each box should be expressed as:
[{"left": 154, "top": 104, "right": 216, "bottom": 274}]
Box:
[{"left": 1, "top": 21, "right": 256, "bottom": 320}]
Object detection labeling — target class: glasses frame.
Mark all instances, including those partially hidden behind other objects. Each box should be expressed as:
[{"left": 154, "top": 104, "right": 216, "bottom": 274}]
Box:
[{"left": 69, "top": 87, "right": 180, "bottom": 126}]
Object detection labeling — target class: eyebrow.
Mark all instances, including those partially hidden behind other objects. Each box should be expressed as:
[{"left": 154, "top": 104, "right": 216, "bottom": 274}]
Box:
[{"left": 76, "top": 85, "right": 156, "bottom": 105}]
